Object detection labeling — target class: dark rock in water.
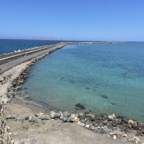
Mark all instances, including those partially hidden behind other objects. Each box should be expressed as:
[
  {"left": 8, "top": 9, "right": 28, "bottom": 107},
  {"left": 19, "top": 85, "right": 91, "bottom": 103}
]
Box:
[
  {"left": 122, "top": 71, "right": 138, "bottom": 79},
  {"left": 85, "top": 87, "right": 90, "bottom": 90},
  {"left": 69, "top": 80, "right": 75, "bottom": 83},
  {"left": 115, "top": 64, "right": 125, "bottom": 69},
  {"left": 23, "top": 87, "right": 28, "bottom": 90},
  {"left": 101, "top": 94, "right": 108, "bottom": 99},
  {"left": 76, "top": 107, "right": 82, "bottom": 111},
  {"left": 94, "top": 85, "right": 98, "bottom": 88},
  {"left": 75, "top": 103, "right": 85, "bottom": 110},
  {"left": 86, "top": 87, "right": 91, "bottom": 90},
  {"left": 117, "top": 115, "right": 124, "bottom": 119},
  {"left": 111, "top": 102, "right": 115, "bottom": 106}
]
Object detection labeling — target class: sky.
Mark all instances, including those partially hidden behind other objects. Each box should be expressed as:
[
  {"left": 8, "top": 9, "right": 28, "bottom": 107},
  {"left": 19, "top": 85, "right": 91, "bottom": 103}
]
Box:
[{"left": 0, "top": 0, "right": 144, "bottom": 41}]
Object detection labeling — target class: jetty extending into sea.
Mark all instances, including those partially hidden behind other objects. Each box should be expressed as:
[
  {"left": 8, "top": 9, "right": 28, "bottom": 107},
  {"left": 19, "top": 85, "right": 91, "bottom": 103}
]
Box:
[{"left": 0, "top": 42, "right": 66, "bottom": 74}]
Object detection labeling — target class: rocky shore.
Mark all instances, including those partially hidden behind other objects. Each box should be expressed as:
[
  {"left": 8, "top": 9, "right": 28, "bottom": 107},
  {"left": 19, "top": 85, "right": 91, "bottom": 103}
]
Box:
[
  {"left": 0, "top": 49, "right": 144, "bottom": 143},
  {"left": 4, "top": 109, "right": 144, "bottom": 143}
]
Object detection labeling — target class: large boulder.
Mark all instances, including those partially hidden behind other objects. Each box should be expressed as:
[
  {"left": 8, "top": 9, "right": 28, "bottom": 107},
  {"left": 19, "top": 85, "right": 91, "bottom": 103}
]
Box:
[
  {"left": 23, "top": 95, "right": 30, "bottom": 99},
  {"left": 85, "top": 113, "right": 95, "bottom": 120},
  {"left": 29, "top": 116, "right": 41, "bottom": 123},
  {"left": 108, "top": 114, "right": 115, "bottom": 120},
  {"left": 78, "top": 112, "right": 85, "bottom": 118},
  {"left": 128, "top": 119, "right": 134, "bottom": 125},
  {"left": 54, "top": 113, "right": 61, "bottom": 118},
  {"left": 50, "top": 111, "right": 56, "bottom": 119},
  {"left": 35, "top": 113, "right": 51, "bottom": 120},
  {"left": 39, "top": 115, "right": 51, "bottom": 120},
  {"left": 70, "top": 114, "right": 79, "bottom": 122},
  {"left": 100, "top": 126, "right": 111, "bottom": 134},
  {"left": 63, "top": 111, "right": 70, "bottom": 117}
]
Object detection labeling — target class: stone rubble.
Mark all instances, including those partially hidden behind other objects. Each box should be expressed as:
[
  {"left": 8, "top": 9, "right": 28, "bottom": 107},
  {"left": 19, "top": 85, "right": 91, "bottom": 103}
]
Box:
[{"left": 4, "top": 110, "right": 144, "bottom": 143}]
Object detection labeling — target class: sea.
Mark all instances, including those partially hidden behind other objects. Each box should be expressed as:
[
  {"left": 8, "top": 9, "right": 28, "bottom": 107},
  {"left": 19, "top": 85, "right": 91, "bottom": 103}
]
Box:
[{"left": 0, "top": 39, "right": 144, "bottom": 122}]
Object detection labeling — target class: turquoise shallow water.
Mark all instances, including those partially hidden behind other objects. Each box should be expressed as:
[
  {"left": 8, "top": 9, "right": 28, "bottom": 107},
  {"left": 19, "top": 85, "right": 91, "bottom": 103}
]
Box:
[{"left": 20, "top": 42, "right": 144, "bottom": 122}]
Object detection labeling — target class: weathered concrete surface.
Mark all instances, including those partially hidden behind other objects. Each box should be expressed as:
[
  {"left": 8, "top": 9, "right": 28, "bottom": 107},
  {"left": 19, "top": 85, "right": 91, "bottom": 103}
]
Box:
[{"left": 0, "top": 43, "right": 66, "bottom": 74}]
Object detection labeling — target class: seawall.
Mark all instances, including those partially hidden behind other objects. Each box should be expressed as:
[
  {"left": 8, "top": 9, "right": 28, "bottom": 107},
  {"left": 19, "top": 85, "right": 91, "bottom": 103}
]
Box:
[{"left": 0, "top": 42, "right": 66, "bottom": 74}]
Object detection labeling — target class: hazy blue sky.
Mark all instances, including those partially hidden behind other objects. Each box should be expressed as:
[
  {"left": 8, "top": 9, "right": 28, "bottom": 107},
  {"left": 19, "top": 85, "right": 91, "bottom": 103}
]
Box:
[{"left": 0, "top": 0, "right": 144, "bottom": 41}]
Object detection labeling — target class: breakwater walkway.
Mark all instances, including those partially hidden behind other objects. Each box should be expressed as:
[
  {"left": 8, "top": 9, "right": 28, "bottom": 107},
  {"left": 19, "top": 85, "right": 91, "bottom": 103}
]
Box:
[{"left": 0, "top": 42, "right": 66, "bottom": 74}]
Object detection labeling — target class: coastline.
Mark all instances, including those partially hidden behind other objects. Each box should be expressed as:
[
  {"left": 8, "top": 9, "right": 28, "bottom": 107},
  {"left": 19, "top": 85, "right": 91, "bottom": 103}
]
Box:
[{"left": 0, "top": 44, "right": 144, "bottom": 143}]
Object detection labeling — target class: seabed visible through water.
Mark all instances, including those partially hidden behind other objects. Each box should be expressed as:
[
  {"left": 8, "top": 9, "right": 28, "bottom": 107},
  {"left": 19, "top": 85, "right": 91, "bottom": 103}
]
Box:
[{"left": 19, "top": 42, "right": 144, "bottom": 122}]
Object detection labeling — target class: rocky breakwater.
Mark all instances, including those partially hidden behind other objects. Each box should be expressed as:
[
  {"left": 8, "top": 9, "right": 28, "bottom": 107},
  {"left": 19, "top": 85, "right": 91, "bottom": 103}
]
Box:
[
  {"left": 0, "top": 52, "right": 50, "bottom": 104},
  {"left": 0, "top": 43, "right": 66, "bottom": 102},
  {"left": 5, "top": 110, "right": 144, "bottom": 143}
]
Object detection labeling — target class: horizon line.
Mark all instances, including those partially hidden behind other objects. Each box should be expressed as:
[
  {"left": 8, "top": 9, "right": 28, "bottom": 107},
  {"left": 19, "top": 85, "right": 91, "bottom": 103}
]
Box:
[{"left": 0, "top": 38, "right": 144, "bottom": 42}]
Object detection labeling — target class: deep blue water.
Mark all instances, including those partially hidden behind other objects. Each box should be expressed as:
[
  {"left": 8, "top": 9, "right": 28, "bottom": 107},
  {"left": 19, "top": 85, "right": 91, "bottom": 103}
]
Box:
[
  {"left": 19, "top": 42, "right": 144, "bottom": 122},
  {"left": 0, "top": 39, "right": 61, "bottom": 54}
]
